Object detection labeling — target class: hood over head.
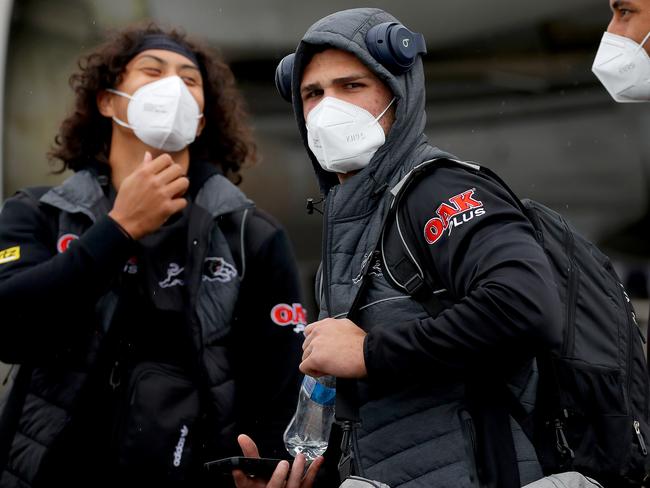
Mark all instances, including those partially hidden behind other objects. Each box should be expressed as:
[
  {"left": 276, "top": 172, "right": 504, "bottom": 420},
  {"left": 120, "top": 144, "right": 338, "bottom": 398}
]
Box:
[{"left": 290, "top": 8, "right": 430, "bottom": 195}]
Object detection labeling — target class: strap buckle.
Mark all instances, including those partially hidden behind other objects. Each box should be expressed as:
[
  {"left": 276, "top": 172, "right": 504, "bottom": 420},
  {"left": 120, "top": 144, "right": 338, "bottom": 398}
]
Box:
[
  {"left": 338, "top": 420, "right": 361, "bottom": 481},
  {"left": 403, "top": 274, "right": 425, "bottom": 296}
]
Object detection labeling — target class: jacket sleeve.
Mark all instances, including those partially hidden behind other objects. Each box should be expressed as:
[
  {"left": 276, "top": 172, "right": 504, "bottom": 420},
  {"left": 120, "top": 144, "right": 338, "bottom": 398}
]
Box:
[
  {"left": 364, "top": 167, "right": 562, "bottom": 380},
  {"left": 231, "top": 209, "right": 304, "bottom": 458},
  {"left": 0, "top": 192, "right": 134, "bottom": 364}
]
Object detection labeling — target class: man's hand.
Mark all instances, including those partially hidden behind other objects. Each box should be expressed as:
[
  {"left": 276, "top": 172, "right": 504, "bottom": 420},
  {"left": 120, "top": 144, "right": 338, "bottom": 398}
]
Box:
[
  {"left": 232, "top": 434, "right": 323, "bottom": 488},
  {"left": 108, "top": 151, "right": 189, "bottom": 240},
  {"left": 300, "top": 318, "right": 367, "bottom": 378}
]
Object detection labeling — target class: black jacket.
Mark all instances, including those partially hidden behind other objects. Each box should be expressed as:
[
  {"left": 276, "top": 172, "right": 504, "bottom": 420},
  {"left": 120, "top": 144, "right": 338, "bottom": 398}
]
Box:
[
  {"left": 366, "top": 165, "right": 561, "bottom": 380},
  {"left": 0, "top": 162, "right": 304, "bottom": 487}
]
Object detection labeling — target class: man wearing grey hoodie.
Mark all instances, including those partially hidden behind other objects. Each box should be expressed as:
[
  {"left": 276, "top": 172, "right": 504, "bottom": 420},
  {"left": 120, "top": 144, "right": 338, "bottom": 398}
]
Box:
[
  {"left": 283, "top": 7, "right": 562, "bottom": 488},
  {"left": 267, "top": 8, "right": 564, "bottom": 488}
]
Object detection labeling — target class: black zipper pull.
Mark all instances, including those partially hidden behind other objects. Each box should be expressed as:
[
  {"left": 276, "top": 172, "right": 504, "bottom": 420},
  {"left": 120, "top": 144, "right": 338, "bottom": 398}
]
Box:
[
  {"left": 555, "top": 417, "right": 575, "bottom": 460},
  {"left": 338, "top": 421, "right": 353, "bottom": 480},
  {"left": 634, "top": 420, "right": 648, "bottom": 455},
  {"left": 109, "top": 360, "right": 121, "bottom": 390},
  {"left": 306, "top": 197, "right": 324, "bottom": 215}
]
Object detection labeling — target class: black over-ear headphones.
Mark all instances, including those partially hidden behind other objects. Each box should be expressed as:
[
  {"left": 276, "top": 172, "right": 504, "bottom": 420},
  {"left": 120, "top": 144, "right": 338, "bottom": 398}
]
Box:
[{"left": 275, "top": 22, "right": 427, "bottom": 102}]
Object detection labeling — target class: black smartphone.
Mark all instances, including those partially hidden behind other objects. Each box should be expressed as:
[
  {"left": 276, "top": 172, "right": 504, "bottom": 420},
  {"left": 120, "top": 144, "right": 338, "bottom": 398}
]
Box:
[{"left": 204, "top": 456, "right": 289, "bottom": 480}]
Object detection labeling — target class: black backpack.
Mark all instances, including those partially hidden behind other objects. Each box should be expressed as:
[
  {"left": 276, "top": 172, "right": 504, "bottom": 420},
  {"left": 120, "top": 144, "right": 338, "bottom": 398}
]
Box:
[{"left": 381, "top": 158, "right": 650, "bottom": 487}]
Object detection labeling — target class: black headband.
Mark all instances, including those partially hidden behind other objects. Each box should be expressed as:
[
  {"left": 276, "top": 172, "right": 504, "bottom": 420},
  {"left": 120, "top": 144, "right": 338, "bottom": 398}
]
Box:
[{"left": 131, "top": 34, "right": 200, "bottom": 68}]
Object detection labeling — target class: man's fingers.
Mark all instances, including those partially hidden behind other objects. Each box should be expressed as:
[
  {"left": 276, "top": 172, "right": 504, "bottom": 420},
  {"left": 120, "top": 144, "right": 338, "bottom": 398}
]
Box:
[
  {"left": 301, "top": 345, "right": 312, "bottom": 362},
  {"left": 231, "top": 469, "right": 251, "bottom": 487},
  {"left": 286, "top": 454, "right": 305, "bottom": 488},
  {"left": 157, "top": 161, "right": 186, "bottom": 185},
  {"left": 299, "top": 359, "right": 325, "bottom": 378},
  {"left": 144, "top": 153, "right": 174, "bottom": 174},
  {"left": 268, "top": 460, "right": 290, "bottom": 487},
  {"left": 166, "top": 197, "right": 188, "bottom": 217},
  {"left": 304, "top": 321, "right": 320, "bottom": 337},
  {"left": 166, "top": 176, "right": 190, "bottom": 198},
  {"left": 302, "top": 324, "right": 319, "bottom": 349},
  {"left": 299, "top": 357, "right": 315, "bottom": 376},
  {"left": 237, "top": 434, "right": 261, "bottom": 458},
  {"left": 142, "top": 151, "right": 153, "bottom": 164},
  {"left": 302, "top": 456, "right": 324, "bottom": 487}
]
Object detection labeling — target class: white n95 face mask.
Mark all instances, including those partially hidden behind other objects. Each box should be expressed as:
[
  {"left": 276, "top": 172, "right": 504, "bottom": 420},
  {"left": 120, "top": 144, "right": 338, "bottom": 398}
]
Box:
[
  {"left": 592, "top": 31, "right": 650, "bottom": 103},
  {"left": 306, "top": 96, "right": 395, "bottom": 174},
  {"left": 108, "top": 75, "right": 203, "bottom": 151}
]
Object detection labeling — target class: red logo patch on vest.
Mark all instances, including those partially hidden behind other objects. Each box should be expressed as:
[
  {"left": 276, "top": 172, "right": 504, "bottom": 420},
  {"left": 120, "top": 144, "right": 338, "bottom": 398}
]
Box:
[
  {"left": 57, "top": 233, "right": 79, "bottom": 253},
  {"left": 271, "top": 303, "right": 307, "bottom": 333},
  {"left": 423, "top": 189, "right": 486, "bottom": 245}
]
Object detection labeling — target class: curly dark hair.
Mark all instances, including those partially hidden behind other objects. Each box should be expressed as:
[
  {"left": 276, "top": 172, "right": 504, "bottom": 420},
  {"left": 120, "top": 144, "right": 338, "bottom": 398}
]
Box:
[{"left": 49, "top": 22, "right": 257, "bottom": 184}]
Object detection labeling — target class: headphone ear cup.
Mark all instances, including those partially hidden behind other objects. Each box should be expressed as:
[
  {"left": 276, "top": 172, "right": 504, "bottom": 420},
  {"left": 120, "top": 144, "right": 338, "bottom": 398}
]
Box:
[
  {"left": 275, "top": 53, "right": 295, "bottom": 103},
  {"left": 366, "top": 23, "right": 396, "bottom": 72},
  {"left": 366, "top": 22, "right": 425, "bottom": 75}
]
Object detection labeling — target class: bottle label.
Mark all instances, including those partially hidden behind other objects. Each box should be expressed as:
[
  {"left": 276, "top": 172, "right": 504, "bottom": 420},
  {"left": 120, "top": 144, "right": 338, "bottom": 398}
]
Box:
[{"left": 302, "top": 376, "right": 336, "bottom": 406}]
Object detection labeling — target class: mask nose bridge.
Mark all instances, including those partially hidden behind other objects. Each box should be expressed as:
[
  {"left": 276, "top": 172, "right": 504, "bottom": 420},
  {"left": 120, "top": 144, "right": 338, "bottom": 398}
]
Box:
[{"left": 313, "top": 96, "right": 388, "bottom": 125}]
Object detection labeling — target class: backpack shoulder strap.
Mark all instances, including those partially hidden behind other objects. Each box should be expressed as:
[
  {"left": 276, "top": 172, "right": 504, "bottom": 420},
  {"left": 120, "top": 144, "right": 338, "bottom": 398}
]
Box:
[
  {"left": 381, "top": 158, "right": 482, "bottom": 316},
  {"left": 382, "top": 157, "right": 533, "bottom": 317},
  {"left": 220, "top": 207, "right": 292, "bottom": 284},
  {"left": 218, "top": 207, "right": 256, "bottom": 281},
  {"left": 381, "top": 212, "right": 445, "bottom": 318}
]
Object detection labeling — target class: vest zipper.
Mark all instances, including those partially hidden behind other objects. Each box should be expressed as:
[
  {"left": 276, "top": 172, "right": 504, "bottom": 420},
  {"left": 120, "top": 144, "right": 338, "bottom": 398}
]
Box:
[
  {"left": 459, "top": 409, "right": 482, "bottom": 487},
  {"left": 109, "top": 360, "right": 127, "bottom": 458},
  {"left": 562, "top": 222, "right": 578, "bottom": 357},
  {"left": 617, "top": 279, "right": 650, "bottom": 422},
  {"left": 322, "top": 188, "right": 336, "bottom": 315}
]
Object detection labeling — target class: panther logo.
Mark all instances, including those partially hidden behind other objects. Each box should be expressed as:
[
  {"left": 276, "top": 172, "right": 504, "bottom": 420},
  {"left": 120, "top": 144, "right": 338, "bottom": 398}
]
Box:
[
  {"left": 203, "top": 257, "right": 237, "bottom": 283},
  {"left": 159, "top": 263, "right": 185, "bottom": 288}
]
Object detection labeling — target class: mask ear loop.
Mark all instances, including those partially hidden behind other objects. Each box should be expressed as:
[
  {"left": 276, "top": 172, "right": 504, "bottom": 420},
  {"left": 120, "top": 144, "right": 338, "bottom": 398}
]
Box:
[
  {"left": 106, "top": 88, "right": 135, "bottom": 129},
  {"left": 373, "top": 97, "right": 396, "bottom": 124},
  {"left": 106, "top": 88, "right": 133, "bottom": 100},
  {"left": 636, "top": 31, "right": 650, "bottom": 53}
]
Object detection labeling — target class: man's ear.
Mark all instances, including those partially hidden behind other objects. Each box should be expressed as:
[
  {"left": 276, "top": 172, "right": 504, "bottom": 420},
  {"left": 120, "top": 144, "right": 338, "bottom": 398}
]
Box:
[
  {"left": 196, "top": 116, "right": 206, "bottom": 137},
  {"left": 96, "top": 90, "right": 116, "bottom": 118}
]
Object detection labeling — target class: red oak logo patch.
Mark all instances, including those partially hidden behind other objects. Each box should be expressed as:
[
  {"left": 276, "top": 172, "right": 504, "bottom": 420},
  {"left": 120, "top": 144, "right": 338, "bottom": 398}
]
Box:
[
  {"left": 423, "top": 189, "right": 486, "bottom": 245},
  {"left": 271, "top": 303, "right": 307, "bottom": 333},
  {"left": 57, "top": 233, "right": 79, "bottom": 253}
]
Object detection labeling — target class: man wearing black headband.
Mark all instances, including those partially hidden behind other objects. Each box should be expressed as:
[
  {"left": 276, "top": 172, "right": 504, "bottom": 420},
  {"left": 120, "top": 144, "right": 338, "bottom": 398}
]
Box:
[{"left": 0, "top": 24, "right": 304, "bottom": 487}]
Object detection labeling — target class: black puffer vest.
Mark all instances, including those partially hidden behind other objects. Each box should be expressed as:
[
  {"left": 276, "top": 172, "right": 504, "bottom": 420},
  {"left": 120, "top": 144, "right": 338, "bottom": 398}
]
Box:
[{"left": 0, "top": 169, "right": 252, "bottom": 487}]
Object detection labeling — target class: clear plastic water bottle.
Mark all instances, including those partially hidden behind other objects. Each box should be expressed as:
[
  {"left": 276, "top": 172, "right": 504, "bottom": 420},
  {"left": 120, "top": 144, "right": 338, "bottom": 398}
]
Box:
[{"left": 283, "top": 375, "right": 336, "bottom": 460}]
